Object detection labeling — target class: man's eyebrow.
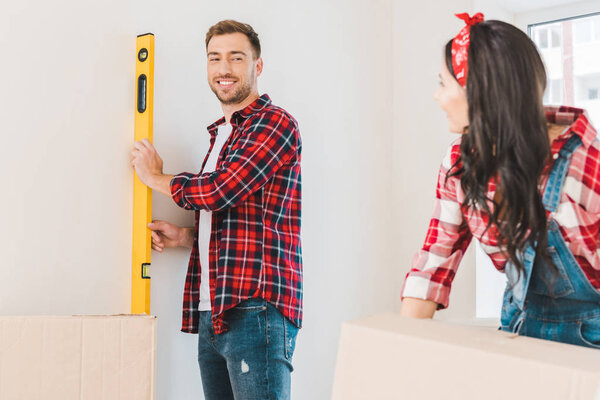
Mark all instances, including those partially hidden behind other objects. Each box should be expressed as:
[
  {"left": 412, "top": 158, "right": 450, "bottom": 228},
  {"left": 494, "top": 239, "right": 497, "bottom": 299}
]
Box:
[{"left": 207, "top": 51, "right": 247, "bottom": 56}]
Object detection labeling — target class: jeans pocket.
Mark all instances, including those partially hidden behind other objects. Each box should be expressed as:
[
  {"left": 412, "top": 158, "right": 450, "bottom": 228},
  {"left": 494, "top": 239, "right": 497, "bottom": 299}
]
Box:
[
  {"left": 576, "top": 318, "right": 600, "bottom": 349},
  {"left": 283, "top": 318, "right": 299, "bottom": 361},
  {"left": 225, "top": 299, "right": 269, "bottom": 347}
]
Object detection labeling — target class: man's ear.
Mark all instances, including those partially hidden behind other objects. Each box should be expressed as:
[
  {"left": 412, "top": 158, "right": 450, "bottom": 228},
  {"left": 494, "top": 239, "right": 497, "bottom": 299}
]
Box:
[{"left": 256, "top": 57, "right": 264, "bottom": 77}]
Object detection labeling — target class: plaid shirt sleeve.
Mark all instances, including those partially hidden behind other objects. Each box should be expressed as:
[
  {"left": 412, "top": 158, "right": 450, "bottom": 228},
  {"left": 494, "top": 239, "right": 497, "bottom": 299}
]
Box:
[
  {"left": 401, "top": 140, "right": 473, "bottom": 309},
  {"left": 170, "top": 110, "right": 299, "bottom": 212}
]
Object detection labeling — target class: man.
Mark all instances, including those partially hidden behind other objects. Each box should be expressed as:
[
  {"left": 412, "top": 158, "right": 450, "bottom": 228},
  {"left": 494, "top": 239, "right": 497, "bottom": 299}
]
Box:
[{"left": 130, "top": 20, "right": 302, "bottom": 400}]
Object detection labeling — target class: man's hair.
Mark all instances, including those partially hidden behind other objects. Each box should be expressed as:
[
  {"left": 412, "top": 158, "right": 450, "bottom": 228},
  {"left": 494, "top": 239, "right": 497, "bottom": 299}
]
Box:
[{"left": 205, "top": 20, "right": 261, "bottom": 59}]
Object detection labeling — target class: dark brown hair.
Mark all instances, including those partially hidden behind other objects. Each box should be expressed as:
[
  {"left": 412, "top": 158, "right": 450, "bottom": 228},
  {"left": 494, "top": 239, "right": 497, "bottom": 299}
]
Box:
[
  {"left": 205, "top": 20, "right": 261, "bottom": 59},
  {"left": 445, "top": 20, "right": 553, "bottom": 279}
]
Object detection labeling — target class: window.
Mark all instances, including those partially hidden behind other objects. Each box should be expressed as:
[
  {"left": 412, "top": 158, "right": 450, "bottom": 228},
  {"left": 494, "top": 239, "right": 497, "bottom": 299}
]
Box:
[
  {"left": 550, "top": 25, "right": 562, "bottom": 47},
  {"left": 572, "top": 14, "right": 600, "bottom": 44},
  {"left": 574, "top": 19, "right": 592, "bottom": 43},
  {"left": 537, "top": 27, "right": 549, "bottom": 48},
  {"left": 531, "top": 23, "right": 562, "bottom": 48},
  {"left": 528, "top": 13, "right": 600, "bottom": 125},
  {"left": 544, "top": 78, "right": 564, "bottom": 105}
]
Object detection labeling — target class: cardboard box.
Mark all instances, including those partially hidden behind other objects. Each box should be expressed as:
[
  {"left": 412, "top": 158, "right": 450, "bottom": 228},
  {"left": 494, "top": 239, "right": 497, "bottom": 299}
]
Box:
[
  {"left": 332, "top": 313, "right": 600, "bottom": 400},
  {"left": 0, "top": 315, "right": 156, "bottom": 400}
]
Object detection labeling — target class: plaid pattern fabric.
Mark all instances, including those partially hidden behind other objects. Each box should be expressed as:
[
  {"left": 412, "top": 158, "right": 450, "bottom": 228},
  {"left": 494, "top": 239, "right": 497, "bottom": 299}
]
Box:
[
  {"left": 170, "top": 94, "right": 302, "bottom": 334},
  {"left": 401, "top": 106, "right": 599, "bottom": 308}
]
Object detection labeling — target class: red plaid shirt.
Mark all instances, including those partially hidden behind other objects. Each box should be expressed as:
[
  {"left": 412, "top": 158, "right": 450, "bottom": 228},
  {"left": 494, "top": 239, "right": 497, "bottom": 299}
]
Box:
[
  {"left": 402, "top": 107, "right": 600, "bottom": 308},
  {"left": 170, "top": 94, "right": 302, "bottom": 334}
]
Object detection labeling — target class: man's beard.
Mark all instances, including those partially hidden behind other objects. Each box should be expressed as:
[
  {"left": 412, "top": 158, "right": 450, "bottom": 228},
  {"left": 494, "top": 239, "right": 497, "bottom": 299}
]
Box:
[{"left": 210, "top": 78, "right": 253, "bottom": 105}]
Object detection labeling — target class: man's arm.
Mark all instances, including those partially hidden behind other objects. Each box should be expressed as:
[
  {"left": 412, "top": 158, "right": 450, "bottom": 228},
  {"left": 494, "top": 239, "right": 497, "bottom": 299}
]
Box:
[
  {"left": 170, "top": 111, "right": 299, "bottom": 212},
  {"left": 179, "top": 227, "right": 194, "bottom": 248},
  {"left": 148, "top": 173, "right": 175, "bottom": 197},
  {"left": 131, "top": 111, "right": 299, "bottom": 212}
]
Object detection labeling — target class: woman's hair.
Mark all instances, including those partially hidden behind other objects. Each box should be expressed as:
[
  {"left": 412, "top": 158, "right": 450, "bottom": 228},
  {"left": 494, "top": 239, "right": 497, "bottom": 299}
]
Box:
[{"left": 445, "top": 20, "right": 552, "bottom": 278}]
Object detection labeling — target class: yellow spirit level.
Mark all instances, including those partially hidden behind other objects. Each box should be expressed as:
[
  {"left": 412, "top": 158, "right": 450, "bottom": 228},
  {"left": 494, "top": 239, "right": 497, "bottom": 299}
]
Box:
[{"left": 132, "top": 33, "right": 154, "bottom": 314}]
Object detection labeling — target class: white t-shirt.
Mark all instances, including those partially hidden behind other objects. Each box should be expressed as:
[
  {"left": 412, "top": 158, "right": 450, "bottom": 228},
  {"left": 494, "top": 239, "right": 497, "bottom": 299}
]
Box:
[{"left": 198, "top": 124, "right": 233, "bottom": 311}]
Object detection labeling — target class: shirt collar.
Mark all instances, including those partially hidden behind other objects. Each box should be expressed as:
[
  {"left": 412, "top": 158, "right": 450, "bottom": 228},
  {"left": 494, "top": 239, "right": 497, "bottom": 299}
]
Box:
[
  {"left": 545, "top": 105, "right": 597, "bottom": 148},
  {"left": 206, "top": 94, "right": 272, "bottom": 134}
]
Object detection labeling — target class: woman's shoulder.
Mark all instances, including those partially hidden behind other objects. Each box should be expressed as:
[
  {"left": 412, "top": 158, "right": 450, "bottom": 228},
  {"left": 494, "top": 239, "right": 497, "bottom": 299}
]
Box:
[
  {"left": 559, "top": 134, "right": 600, "bottom": 213},
  {"left": 575, "top": 135, "right": 600, "bottom": 191},
  {"left": 441, "top": 136, "right": 463, "bottom": 170}
]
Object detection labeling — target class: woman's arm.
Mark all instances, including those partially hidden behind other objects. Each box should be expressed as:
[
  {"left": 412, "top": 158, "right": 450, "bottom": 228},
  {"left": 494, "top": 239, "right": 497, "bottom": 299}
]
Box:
[
  {"left": 400, "top": 140, "right": 472, "bottom": 311},
  {"left": 400, "top": 297, "right": 438, "bottom": 319}
]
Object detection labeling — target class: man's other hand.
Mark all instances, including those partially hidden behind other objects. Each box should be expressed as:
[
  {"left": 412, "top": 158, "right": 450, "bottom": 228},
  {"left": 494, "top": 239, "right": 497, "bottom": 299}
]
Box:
[{"left": 148, "top": 220, "right": 194, "bottom": 252}]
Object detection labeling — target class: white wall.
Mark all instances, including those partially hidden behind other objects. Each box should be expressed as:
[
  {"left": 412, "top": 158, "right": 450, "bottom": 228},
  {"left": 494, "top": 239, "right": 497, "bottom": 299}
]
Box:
[
  {"left": 0, "top": 1, "right": 134, "bottom": 315},
  {"left": 1, "top": 1, "right": 396, "bottom": 399}
]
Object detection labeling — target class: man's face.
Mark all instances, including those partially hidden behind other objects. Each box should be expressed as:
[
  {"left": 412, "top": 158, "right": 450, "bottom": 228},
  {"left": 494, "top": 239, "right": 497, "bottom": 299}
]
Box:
[{"left": 207, "top": 32, "right": 262, "bottom": 105}]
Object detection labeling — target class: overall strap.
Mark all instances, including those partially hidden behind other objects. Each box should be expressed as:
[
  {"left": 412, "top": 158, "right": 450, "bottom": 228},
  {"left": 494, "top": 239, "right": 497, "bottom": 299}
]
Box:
[
  {"left": 502, "top": 134, "right": 582, "bottom": 323},
  {"left": 542, "top": 134, "right": 582, "bottom": 212}
]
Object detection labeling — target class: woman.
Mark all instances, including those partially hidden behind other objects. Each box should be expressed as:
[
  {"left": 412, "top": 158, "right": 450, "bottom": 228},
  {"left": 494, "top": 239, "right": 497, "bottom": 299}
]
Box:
[{"left": 400, "top": 13, "right": 600, "bottom": 348}]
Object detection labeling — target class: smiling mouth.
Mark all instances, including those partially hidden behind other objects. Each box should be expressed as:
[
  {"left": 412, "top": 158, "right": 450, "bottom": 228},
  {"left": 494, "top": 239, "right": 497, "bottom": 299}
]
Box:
[{"left": 216, "top": 79, "right": 236, "bottom": 88}]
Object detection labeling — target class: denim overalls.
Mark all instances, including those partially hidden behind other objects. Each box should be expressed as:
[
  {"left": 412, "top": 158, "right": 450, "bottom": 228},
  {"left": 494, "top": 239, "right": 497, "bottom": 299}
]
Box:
[{"left": 500, "top": 134, "right": 600, "bottom": 349}]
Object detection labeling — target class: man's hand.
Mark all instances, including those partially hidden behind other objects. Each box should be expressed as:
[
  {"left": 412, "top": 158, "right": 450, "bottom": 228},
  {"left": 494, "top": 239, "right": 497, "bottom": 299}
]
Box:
[
  {"left": 131, "top": 139, "right": 175, "bottom": 197},
  {"left": 148, "top": 220, "right": 194, "bottom": 252},
  {"left": 131, "top": 139, "right": 163, "bottom": 187}
]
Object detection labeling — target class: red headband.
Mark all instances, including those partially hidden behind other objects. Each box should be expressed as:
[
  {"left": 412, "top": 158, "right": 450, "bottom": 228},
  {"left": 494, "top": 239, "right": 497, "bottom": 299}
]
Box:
[{"left": 451, "top": 12, "right": 484, "bottom": 87}]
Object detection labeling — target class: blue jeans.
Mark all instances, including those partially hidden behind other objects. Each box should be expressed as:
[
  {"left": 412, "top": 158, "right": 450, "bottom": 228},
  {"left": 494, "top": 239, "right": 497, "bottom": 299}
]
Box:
[{"left": 197, "top": 298, "right": 299, "bottom": 400}]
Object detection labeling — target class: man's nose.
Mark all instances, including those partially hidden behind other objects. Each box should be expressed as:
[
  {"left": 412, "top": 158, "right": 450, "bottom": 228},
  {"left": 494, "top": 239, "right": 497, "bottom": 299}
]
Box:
[{"left": 217, "top": 60, "right": 233, "bottom": 75}]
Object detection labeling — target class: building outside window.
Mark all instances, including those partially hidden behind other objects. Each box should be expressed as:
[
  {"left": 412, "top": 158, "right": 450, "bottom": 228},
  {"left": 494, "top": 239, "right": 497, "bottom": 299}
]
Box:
[{"left": 530, "top": 13, "right": 600, "bottom": 125}]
